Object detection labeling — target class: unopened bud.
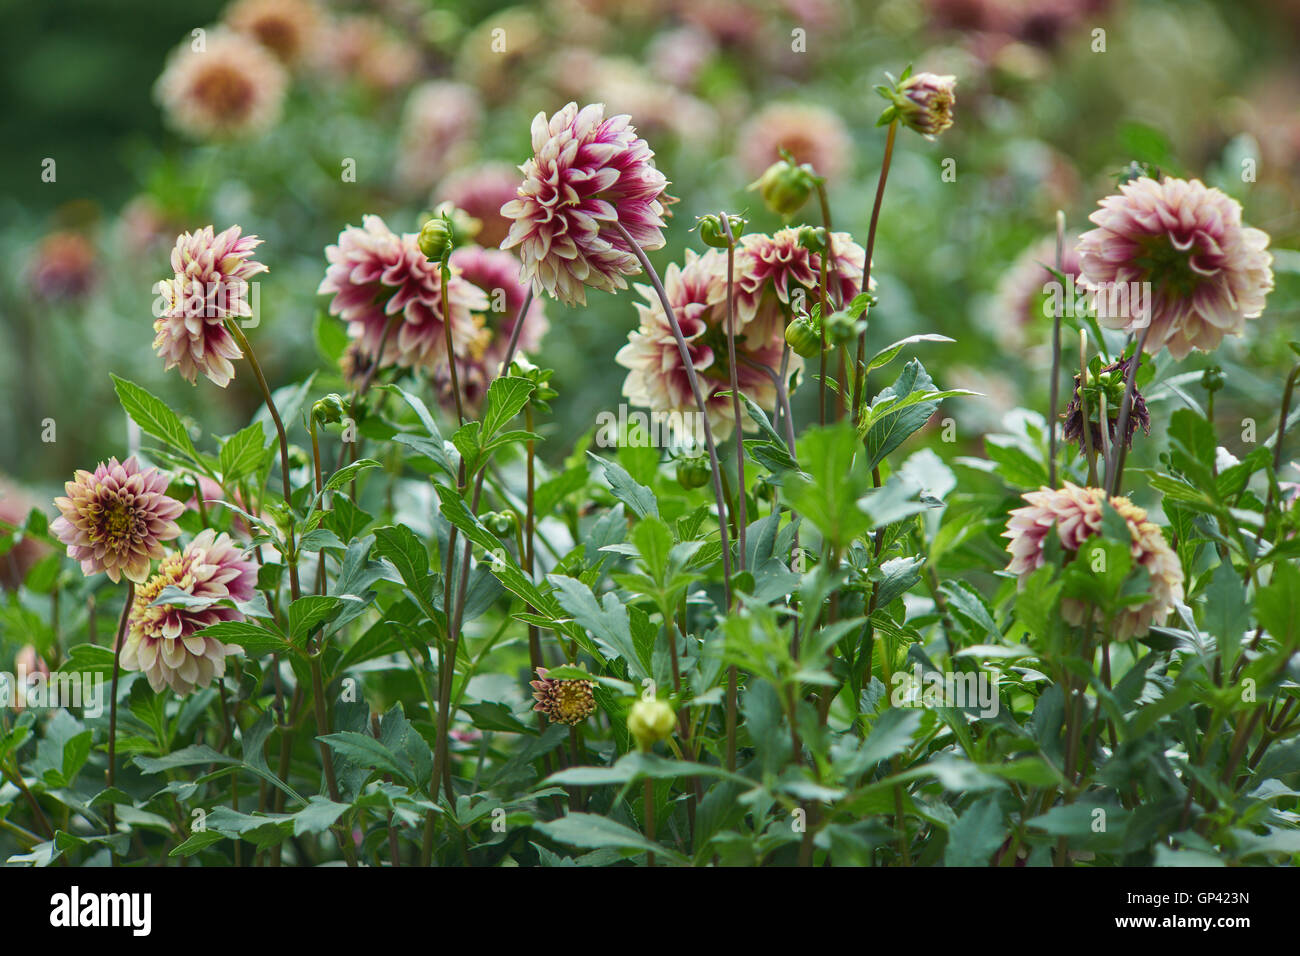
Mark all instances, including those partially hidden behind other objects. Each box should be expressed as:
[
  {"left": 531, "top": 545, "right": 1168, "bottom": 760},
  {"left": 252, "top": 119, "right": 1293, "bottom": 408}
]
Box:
[
  {"left": 627, "top": 697, "right": 675, "bottom": 751},
  {"left": 785, "top": 316, "right": 823, "bottom": 359},
  {"left": 749, "top": 160, "right": 815, "bottom": 219},
  {"left": 418, "top": 216, "right": 454, "bottom": 262},
  {"left": 676, "top": 455, "right": 711, "bottom": 490}
]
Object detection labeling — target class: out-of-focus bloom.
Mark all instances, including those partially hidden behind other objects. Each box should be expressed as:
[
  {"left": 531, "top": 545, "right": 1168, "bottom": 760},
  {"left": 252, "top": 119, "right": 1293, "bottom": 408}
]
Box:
[
  {"left": 1003, "top": 482, "right": 1184, "bottom": 640},
  {"left": 11, "top": 646, "right": 49, "bottom": 713},
  {"left": 1061, "top": 354, "right": 1150, "bottom": 452},
  {"left": 431, "top": 247, "right": 551, "bottom": 414},
  {"left": 317, "top": 215, "right": 489, "bottom": 375},
  {"left": 184, "top": 475, "right": 263, "bottom": 537},
  {"left": 616, "top": 249, "right": 794, "bottom": 441},
  {"left": 736, "top": 102, "right": 852, "bottom": 182},
  {"left": 154, "top": 225, "right": 267, "bottom": 387},
  {"left": 883, "top": 72, "right": 957, "bottom": 139},
  {"left": 734, "top": 227, "right": 868, "bottom": 347},
  {"left": 1076, "top": 177, "right": 1274, "bottom": 359},
  {"left": 647, "top": 25, "right": 717, "bottom": 87},
  {"left": 118, "top": 196, "right": 185, "bottom": 256},
  {"left": 28, "top": 232, "right": 97, "bottom": 301},
  {"left": 991, "top": 235, "right": 1081, "bottom": 343},
  {"left": 120, "top": 530, "right": 256, "bottom": 695},
  {"left": 924, "top": 0, "right": 1108, "bottom": 50},
  {"left": 501, "top": 102, "right": 672, "bottom": 306},
  {"left": 530, "top": 667, "right": 596, "bottom": 725},
  {"left": 455, "top": 7, "right": 545, "bottom": 103},
  {"left": 438, "top": 162, "right": 522, "bottom": 249},
  {"left": 627, "top": 697, "right": 675, "bottom": 750},
  {"left": 395, "top": 81, "right": 483, "bottom": 195},
  {"left": 317, "top": 15, "right": 419, "bottom": 93},
  {"left": 154, "top": 26, "right": 287, "bottom": 140},
  {"left": 0, "top": 480, "right": 48, "bottom": 591},
  {"left": 51, "top": 457, "right": 184, "bottom": 584},
  {"left": 750, "top": 159, "right": 816, "bottom": 219},
  {"left": 554, "top": 56, "right": 718, "bottom": 147},
  {"left": 224, "top": 0, "right": 322, "bottom": 64}
]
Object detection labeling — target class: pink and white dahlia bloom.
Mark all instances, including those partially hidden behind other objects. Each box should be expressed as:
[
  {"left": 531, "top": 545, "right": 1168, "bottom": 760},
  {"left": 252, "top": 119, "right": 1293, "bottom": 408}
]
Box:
[
  {"left": 51, "top": 457, "right": 185, "bottom": 584},
  {"left": 318, "top": 215, "right": 490, "bottom": 374},
  {"left": 1076, "top": 177, "right": 1273, "bottom": 359},
  {"left": 735, "top": 228, "right": 869, "bottom": 347},
  {"left": 501, "top": 102, "right": 672, "bottom": 306},
  {"left": 121, "top": 530, "right": 256, "bottom": 695},
  {"left": 1003, "top": 482, "right": 1184, "bottom": 640},
  {"left": 616, "top": 248, "right": 793, "bottom": 442},
  {"left": 155, "top": 225, "right": 267, "bottom": 387},
  {"left": 154, "top": 26, "right": 287, "bottom": 140}
]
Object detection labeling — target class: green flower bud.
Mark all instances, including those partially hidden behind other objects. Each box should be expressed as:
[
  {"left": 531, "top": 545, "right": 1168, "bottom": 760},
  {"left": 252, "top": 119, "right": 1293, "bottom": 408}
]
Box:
[
  {"left": 676, "top": 455, "right": 712, "bottom": 490},
  {"left": 417, "top": 216, "right": 454, "bottom": 262},
  {"left": 627, "top": 698, "right": 676, "bottom": 751},
  {"left": 287, "top": 444, "right": 311, "bottom": 471},
  {"left": 1201, "top": 365, "right": 1225, "bottom": 394},
  {"left": 749, "top": 160, "right": 815, "bottom": 219},
  {"left": 698, "top": 214, "right": 747, "bottom": 248},
  {"left": 823, "top": 309, "right": 859, "bottom": 345},
  {"left": 482, "top": 511, "right": 517, "bottom": 536},
  {"left": 797, "top": 225, "right": 827, "bottom": 255},
  {"left": 312, "top": 393, "right": 348, "bottom": 425},
  {"left": 785, "top": 315, "right": 823, "bottom": 359}
]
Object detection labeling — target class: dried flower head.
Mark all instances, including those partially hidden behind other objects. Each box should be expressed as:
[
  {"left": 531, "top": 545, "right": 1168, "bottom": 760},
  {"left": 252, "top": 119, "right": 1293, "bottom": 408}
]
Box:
[
  {"left": 501, "top": 102, "right": 672, "bottom": 306},
  {"left": 120, "top": 530, "right": 256, "bottom": 695},
  {"left": 51, "top": 457, "right": 185, "bottom": 584},
  {"left": 154, "top": 26, "right": 287, "bottom": 140},
  {"left": 1003, "top": 482, "right": 1184, "bottom": 640},
  {"left": 1076, "top": 177, "right": 1274, "bottom": 359},
  {"left": 155, "top": 225, "right": 267, "bottom": 387},
  {"left": 1061, "top": 354, "right": 1150, "bottom": 452},
  {"left": 530, "top": 667, "right": 596, "bottom": 725},
  {"left": 317, "top": 215, "right": 490, "bottom": 375}
]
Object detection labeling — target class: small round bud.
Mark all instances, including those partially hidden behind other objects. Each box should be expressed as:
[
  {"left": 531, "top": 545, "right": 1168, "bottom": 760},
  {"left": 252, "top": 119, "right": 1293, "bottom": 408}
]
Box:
[
  {"left": 676, "top": 455, "right": 711, "bottom": 490},
  {"left": 417, "top": 216, "right": 454, "bottom": 262},
  {"left": 796, "top": 225, "right": 827, "bottom": 255},
  {"left": 482, "top": 511, "right": 517, "bottom": 536},
  {"left": 785, "top": 316, "right": 823, "bottom": 359},
  {"left": 824, "top": 309, "right": 859, "bottom": 345},
  {"left": 627, "top": 697, "right": 675, "bottom": 751},
  {"left": 749, "top": 160, "right": 815, "bottom": 219},
  {"left": 698, "top": 214, "right": 746, "bottom": 248},
  {"left": 287, "top": 444, "right": 311, "bottom": 471},
  {"left": 1201, "top": 366, "right": 1225, "bottom": 394},
  {"left": 312, "top": 393, "right": 348, "bottom": 425}
]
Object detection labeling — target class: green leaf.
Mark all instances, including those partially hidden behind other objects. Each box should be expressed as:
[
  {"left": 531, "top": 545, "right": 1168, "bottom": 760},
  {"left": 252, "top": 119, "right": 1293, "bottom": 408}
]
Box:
[
  {"left": 287, "top": 595, "right": 344, "bottom": 641},
  {"left": 482, "top": 376, "right": 535, "bottom": 438},
  {"left": 324, "top": 458, "right": 381, "bottom": 493},
  {"left": 1204, "top": 560, "right": 1247, "bottom": 671},
  {"left": 195, "top": 620, "right": 289, "bottom": 656},
  {"left": 535, "top": 812, "right": 687, "bottom": 864},
  {"left": 588, "top": 453, "right": 658, "bottom": 519},
  {"left": 1256, "top": 560, "right": 1300, "bottom": 651},
  {"left": 373, "top": 525, "right": 435, "bottom": 615},
  {"left": 943, "top": 795, "right": 1004, "bottom": 866},
  {"left": 219, "top": 423, "right": 271, "bottom": 483},
  {"left": 866, "top": 334, "right": 954, "bottom": 373},
  {"left": 111, "top": 375, "right": 202, "bottom": 464}
]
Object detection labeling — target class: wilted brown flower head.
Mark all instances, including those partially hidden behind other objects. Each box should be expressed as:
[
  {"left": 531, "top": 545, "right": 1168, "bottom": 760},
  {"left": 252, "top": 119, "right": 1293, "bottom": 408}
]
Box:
[
  {"left": 530, "top": 667, "right": 596, "bottom": 725},
  {"left": 1003, "top": 482, "right": 1184, "bottom": 640},
  {"left": 51, "top": 457, "right": 185, "bottom": 584},
  {"left": 1061, "top": 354, "right": 1150, "bottom": 452}
]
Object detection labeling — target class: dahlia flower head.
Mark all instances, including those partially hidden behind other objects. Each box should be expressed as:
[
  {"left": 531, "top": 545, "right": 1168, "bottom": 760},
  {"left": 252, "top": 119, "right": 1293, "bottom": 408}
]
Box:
[
  {"left": 893, "top": 72, "right": 957, "bottom": 140},
  {"left": 438, "top": 162, "right": 526, "bottom": 249},
  {"left": 616, "top": 248, "right": 795, "bottom": 442},
  {"left": 430, "top": 247, "right": 551, "bottom": 415},
  {"left": 51, "top": 457, "right": 185, "bottom": 584},
  {"left": 120, "top": 530, "right": 256, "bottom": 695},
  {"left": 501, "top": 102, "right": 672, "bottom": 306},
  {"left": 154, "top": 26, "right": 287, "bottom": 140},
  {"left": 736, "top": 102, "right": 853, "bottom": 182},
  {"left": 395, "top": 81, "right": 483, "bottom": 195},
  {"left": 155, "top": 225, "right": 267, "bottom": 387},
  {"left": 1004, "top": 482, "right": 1184, "bottom": 640},
  {"left": 224, "top": 0, "right": 323, "bottom": 65},
  {"left": 530, "top": 667, "right": 596, "bottom": 726},
  {"left": 735, "top": 227, "right": 870, "bottom": 348},
  {"left": 1076, "top": 177, "right": 1273, "bottom": 360},
  {"left": 318, "top": 215, "right": 490, "bottom": 375}
]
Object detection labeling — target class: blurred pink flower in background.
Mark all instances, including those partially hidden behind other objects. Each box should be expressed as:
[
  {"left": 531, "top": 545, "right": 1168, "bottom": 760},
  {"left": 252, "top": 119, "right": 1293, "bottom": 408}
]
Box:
[
  {"left": 224, "top": 0, "right": 323, "bottom": 65},
  {"left": 736, "top": 102, "right": 852, "bottom": 182},
  {"left": 28, "top": 231, "right": 97, "bottom": 301},
  {"left": 438, "top": 163, "right": 523, "bottom": 250},
  {"left": 395, "top": 81, "right": 483, "bottom": 195},
  {"left": 154, "top": 26, "right": 287, "bottom": 140}
]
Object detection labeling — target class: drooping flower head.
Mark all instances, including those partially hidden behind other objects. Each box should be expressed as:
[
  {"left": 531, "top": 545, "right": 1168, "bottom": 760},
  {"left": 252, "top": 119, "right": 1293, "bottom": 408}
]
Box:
[
  {"left": 1076, "top": 177, "right": 1274, "bottom": 359},
  {"left": 736, "top": 102, "right": 852, "bottom": 182},
  {"left": 1003, "top": 482, "right": 1184, "bottom": 640},
  {"left": 734, "top": 228, "right": 869, "bottom": 347},
  {"left": 154, "top": 225, "right": 267, "bottom": 387},
  {"left": 530, "top": 667, "right": 596, "bottom": 725},
  {"left": 395, "top": 81, "right": 483, "bottom": 195},
  {"left": 616, "top": 248, "right": 795, "bottom": 442},
  {"left": 51, "top": 457, "right": 185, "bottom": 584},
  {"left": 120, "top": 530, "right": 256, "bottom": 695},
  {"left": 317, "top": 215, "right": 490, "bottom": 375},
  {"left": 501, "top": 102, "right": 672, "bottom": 305},
  {"left": 154, "top": 26, "right": 287, "bottom": 140},
  {"left": 224, "top": 0, "right": 322, "bottom": 64}
]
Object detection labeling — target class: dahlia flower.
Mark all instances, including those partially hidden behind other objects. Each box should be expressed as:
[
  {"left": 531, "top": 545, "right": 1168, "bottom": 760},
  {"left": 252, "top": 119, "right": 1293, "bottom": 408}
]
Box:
[
  {"left": 318, "top": 15, "right": 419, "bottom": 93},
  {"left": 734, "top": 228, "right": 869, "bottom": 348},
  {"left": 891, "top": 72, "right": 957, "bottom": 139},
  {"left": 530, "top": 667, "right": 596, "bottom": 725},
  {"left": 1076, "top": 177, "right": 1274, "bottom": 359},
  {"left": 28, "top": 232, "right": 97, "bottom": 301},
  {"left": 438, "top": 162, "right": 524, "bottom": 249},
  {"left": 736, "top": 102, "right": 852, "bottom": 182},
  {"left": 154, "top": 26, "right": 287, "bottom": 140},
  {"left": 616, "top": 248, "right": 794, "bottom": 441},
  {"left": 154, "top": 225, "right": 267, "bottom": 387},
  {"left": 224, "top": 0, "right": 322, "bottom": 64},
  {"left": 395, "top": 81, "right": 483, "bottom": 195},
  {"left": 51, "top": 457, "right": 185, "bottom": 584},
  {"left": 120, "top": 530, "right": 256, "bottom": 695},
  {"left": 501, "top": 102, "right": 672, "bottom": 306},
  {"left": 317, "top": 216, "right": 489, "bottom": 374},
  {"left": 1003, "top": 482, "right": 1184, "bottom": 640}
]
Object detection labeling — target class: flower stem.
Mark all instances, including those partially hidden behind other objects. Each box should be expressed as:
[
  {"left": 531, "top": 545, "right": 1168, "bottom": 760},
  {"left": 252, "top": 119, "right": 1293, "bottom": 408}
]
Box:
[
  {"left": 721, "top": 212, "right": 747, "bottom": 575},
  {"left": 1106, "top": 324, "right": 1150, "bottom": 496},
  {"left": 106, "top": 580, "right": 134, "bottom": 862},
  {"left": 852, "top": 119, "right": 897, "bottom": 427},
  {"left": 614, "top": 222, "right": 733, "bottom": 603},
  {"left": 1049, "top": 211, "right": 1066, "bottom": 487}
]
